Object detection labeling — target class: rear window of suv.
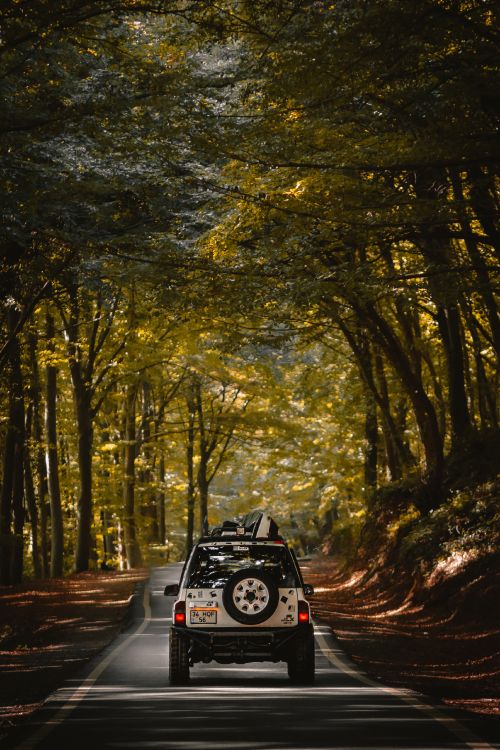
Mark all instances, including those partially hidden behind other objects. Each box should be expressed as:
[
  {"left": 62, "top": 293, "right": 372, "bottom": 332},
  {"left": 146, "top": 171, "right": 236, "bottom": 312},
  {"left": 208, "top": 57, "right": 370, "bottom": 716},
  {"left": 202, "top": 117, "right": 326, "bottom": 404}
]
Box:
[{"left": 186, "top": 544, "right": 300, "bottom": 589}]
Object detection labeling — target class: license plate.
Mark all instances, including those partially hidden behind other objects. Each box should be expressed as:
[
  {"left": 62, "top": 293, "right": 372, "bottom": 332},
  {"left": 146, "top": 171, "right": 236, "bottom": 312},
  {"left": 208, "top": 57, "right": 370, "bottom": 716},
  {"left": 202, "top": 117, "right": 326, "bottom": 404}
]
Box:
[{"left": 190, "top": 609, "right": 217, "bottom": 625}]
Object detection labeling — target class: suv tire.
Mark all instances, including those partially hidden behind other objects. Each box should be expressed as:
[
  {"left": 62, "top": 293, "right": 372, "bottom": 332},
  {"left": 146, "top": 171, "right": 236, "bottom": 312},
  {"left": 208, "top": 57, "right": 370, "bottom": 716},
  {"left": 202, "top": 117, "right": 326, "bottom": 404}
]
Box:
[
  {"left": 223, "top": 568, "right": 279, "bottom": 625},
  {"left": 169, "top": 627, "right": 189, "bottom": 685},
  {"left": 288, "top": 631, "right": 315, "bottom": 684}
]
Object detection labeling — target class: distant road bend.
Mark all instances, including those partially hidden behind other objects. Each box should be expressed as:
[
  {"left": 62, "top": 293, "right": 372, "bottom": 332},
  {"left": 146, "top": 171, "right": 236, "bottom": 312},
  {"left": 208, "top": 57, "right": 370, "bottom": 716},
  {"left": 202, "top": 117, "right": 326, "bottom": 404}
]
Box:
[{"left": 3, "top": 565, "right": 498, "bottom": 750}]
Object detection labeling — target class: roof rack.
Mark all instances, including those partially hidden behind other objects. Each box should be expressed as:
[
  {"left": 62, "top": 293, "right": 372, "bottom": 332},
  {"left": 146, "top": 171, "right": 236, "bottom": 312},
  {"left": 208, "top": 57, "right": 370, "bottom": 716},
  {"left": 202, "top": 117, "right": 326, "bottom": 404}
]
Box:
[{"left": 208, "top": 510, "right": 281, "bottom": 541}]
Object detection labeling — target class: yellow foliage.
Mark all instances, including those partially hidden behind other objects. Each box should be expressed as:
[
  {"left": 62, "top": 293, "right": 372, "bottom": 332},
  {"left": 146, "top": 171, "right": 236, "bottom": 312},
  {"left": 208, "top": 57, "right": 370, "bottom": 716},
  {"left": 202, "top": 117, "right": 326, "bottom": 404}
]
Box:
[
  {"left": 291, "top": 481, "right": 313, "bottom": 492},
  {"left": 388, "top": 506, "right": 421, "bottom": 539},
  {"left": 284, "top": 180, "right": 306, "bottom": 198},
  {"left": 99, "top": 443, "right": 119, "bottom": 452}
]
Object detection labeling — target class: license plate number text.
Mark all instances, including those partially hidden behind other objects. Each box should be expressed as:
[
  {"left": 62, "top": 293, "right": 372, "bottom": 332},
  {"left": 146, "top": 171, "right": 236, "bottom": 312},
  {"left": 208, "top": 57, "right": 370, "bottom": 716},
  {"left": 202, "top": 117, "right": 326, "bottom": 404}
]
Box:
[{"left": 190, "top": 609, "right": 217, "bottom": 624}]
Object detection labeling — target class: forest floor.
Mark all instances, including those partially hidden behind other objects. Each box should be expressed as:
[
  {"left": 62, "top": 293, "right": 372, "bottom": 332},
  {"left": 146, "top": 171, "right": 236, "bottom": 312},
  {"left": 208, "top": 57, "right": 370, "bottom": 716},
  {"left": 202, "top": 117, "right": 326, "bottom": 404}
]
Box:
[
  {"left": 0, "top": 569, "right": 147, "bottom": 728},
  {"left": 305, "top": 555, "right": 500, "bottom": 717}
]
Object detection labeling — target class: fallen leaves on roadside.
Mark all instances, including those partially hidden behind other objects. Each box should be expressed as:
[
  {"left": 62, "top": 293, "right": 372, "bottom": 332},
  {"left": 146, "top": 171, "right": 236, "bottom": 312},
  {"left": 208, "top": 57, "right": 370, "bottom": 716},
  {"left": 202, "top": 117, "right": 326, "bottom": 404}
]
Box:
[
  {"left": 305, "top": 556, "right": 499, "bottom": 717},
  {"left": 0, "top": 569, "right": 147, "bottom": 724}
]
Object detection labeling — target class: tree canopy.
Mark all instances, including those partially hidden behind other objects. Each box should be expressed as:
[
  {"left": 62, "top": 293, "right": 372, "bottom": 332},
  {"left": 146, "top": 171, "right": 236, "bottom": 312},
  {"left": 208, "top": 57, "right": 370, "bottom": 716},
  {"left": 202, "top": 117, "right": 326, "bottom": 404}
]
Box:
[{"left": 1, "top": 0, "right": 499, "bottom": 582}]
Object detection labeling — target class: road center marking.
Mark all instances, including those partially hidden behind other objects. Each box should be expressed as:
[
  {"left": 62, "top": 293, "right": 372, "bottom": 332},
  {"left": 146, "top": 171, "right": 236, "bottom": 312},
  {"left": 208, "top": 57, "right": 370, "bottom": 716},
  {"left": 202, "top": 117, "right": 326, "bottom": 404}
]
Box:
[
  {"left": 12, "top": 585, "right": 152, "bottom": 750},
  {"left": 314, "top": 625, "right": 496, "bottom": 750}
]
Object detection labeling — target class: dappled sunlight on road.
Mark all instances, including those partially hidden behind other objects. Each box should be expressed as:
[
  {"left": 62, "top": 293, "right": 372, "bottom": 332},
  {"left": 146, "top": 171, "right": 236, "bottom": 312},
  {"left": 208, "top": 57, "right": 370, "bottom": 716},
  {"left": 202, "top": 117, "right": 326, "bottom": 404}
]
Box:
[{"left": 38, "top": 673, "right": 477, "bottom": 750}]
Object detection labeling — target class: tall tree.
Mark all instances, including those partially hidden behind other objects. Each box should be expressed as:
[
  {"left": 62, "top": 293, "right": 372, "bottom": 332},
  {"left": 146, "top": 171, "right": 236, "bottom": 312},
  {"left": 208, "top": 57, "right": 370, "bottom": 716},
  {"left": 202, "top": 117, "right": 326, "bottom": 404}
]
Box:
[
  {"left": 45, "top": 308, "right": 64, "bottom": 577},
  {"left": 59, "top": 281, "right": 125, "bottom": 571},
  {"left": 0, "top": 306, "right": 25, "bottom": 584},
  {"left": 27, "top": 328, "right": 49, "bottom": 577},
  {"left": 122, "top": 382, "right": 143, "bottom": 569}
]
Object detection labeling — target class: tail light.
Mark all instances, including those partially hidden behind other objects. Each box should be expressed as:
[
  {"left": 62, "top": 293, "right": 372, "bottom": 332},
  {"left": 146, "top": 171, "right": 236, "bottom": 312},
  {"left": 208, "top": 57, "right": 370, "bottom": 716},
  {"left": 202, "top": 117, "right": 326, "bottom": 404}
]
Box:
[
  {"left": 174, "top": 600, "right": 186, "bottom": 626},
  {"left": 298, "top": 600, "right": 310, "bottom": 623}
]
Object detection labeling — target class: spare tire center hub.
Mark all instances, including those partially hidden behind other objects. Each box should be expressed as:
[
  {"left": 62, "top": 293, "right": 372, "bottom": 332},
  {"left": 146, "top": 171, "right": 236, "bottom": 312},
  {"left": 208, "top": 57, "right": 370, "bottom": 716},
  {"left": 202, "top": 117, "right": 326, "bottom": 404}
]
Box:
[{"left": 234, "top": 578, "right": 269, "bottom": 613}]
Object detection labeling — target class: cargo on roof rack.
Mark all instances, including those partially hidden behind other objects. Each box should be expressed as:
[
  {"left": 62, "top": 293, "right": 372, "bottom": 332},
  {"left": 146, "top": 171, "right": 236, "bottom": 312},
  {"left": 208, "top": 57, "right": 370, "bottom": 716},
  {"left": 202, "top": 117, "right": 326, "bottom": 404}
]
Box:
[{"left": 209, "top": 510, "right": 280, "bottom": 540}]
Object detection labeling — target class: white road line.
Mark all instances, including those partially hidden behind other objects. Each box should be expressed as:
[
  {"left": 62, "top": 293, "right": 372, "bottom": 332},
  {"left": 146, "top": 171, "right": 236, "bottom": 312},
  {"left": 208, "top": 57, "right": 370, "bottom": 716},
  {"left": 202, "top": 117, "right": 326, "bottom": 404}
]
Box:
[
  {"left": 314, "top": 625, "right": 496, "bottom": 750},
  {"left": 11, "top": 585, "right": 152, "bottom": 750}
]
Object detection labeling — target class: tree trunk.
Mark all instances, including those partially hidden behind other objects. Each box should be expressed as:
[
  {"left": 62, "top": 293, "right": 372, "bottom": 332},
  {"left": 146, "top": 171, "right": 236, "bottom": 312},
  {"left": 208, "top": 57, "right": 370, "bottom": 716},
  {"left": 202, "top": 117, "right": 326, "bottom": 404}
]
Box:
[
  {"left": 336, "top": 316, "right": 411, "bottom": 479},
  {"left": 45, "top": 310, "right": 64, "bottom": 577},
  {"left": 28, "top": 331, "right": 49, "bottom": 577},
  {"left": 435, "top": 304, "right": 472, "bottom": 448},
  {"left": 157, "top": 453, "right": 166, "bottom": 546},
  {"left": 373, "top": 352, "right": 404, "bottom": 481},
  {"left": 468, "top": 166, "right": 500, "bottom": 265},
  {"left": 0, "top": 386, "right": 17, "bottom": 585},
  {"left": 62, "top": 290, "right": 95, "bottom": 574},
  {"left": 140, "top": 380, "right": 158, "bottom": 542},
  {"left": 193, "top": 378, "right": 210, "bottom": 538},
  {"left": 414, "top": 169, "right": 472, "bottom": 446},
  {"left": 195, "top": 381, "right": 209, "bottom": 537},
  {"left": 74, "top": 389, "right": 94, "bottom": 572},
  {"left": 40, "top": 497, "right": 49, "bottom": 578},
  {"left": 9, "top": 314, "right": 26, "bottom": 584},
  {"left": 359, "top": 303, "right": 444, "bottom": 504},
  {"left": 0, "top": 307, "right": 25, "bottom": 584},
  {"left": 450, "top": 169, "right": 500, "bottom": 359},
  {"left": 197, "top": 462, "right": 209, "bottom": 538},
  {"left": 24, "top": 402, "right": 41, "bottom": 578},
  {"left": 462, "top": 303, "right": 498, "bottom": 429},
  {"left": 123, "top": 384, "right": 142, "bottom": 569},
  {"left": 101, "top": 511, "right": 115, "bottom": 565},
  {"left": 186, "top": 399, "right": 196, "bottom": 554},
  {"left": 356, "top": 332, "right": 378, "bottom": 490},
  {"left": 364, "top": 389, "right": 378, "bottom": 491},
  {"left": 10, "top": 368, "right": 25, "bottom": 585}
]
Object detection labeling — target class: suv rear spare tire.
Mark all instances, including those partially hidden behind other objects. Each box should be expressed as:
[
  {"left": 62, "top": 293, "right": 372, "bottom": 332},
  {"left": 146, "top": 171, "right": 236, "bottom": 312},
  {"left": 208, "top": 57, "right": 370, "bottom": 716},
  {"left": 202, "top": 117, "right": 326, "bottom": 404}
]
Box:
[{"left": 223, "top": 568, "right": 279, "bottom": 625}]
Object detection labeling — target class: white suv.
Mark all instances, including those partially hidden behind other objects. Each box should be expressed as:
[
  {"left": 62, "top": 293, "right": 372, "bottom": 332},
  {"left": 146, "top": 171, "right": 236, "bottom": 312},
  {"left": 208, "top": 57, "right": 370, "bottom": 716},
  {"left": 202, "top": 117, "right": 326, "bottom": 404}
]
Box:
[{"left": 164, "top": 511, "right": 315, "bottom": 685}]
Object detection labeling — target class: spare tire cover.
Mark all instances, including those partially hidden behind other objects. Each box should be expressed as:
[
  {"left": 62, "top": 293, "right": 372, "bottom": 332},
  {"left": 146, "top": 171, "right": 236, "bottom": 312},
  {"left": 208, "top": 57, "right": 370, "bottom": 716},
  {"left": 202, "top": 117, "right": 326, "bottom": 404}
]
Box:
[{"left": 223, "top": 568, "right": 279, "bottom": 625}]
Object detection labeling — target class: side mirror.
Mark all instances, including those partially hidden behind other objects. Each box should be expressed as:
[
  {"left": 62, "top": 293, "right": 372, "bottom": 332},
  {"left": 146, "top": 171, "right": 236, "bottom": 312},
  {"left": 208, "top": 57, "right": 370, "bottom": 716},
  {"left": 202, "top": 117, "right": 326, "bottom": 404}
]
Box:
[
  {"left": 303, "top": 583, "right": 314, "bottom": 597},
  {"left": 164, "top": 583, "right": 180, "bottom": 597}
]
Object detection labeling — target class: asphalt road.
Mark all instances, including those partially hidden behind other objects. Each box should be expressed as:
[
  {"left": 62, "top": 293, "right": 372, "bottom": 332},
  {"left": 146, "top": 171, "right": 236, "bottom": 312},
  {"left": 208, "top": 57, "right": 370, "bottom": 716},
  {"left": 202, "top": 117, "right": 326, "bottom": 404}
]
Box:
[{"left": 3, "top": 565, "right": 498, "bottom": 750}]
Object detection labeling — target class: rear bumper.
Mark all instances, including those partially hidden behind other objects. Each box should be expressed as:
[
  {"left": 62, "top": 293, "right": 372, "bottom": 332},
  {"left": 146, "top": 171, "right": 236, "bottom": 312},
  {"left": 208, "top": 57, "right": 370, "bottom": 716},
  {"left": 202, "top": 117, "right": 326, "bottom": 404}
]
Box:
[{"left": 172, "top": 624, "right": 313, "bottom": 665}]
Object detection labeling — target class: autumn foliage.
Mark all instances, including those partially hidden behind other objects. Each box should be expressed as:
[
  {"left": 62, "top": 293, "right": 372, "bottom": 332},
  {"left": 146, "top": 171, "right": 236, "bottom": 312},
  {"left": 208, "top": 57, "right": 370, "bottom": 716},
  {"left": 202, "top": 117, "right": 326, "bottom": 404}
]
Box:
[{"left": 0, "top": 2, "right": 498, "bottom": 590}]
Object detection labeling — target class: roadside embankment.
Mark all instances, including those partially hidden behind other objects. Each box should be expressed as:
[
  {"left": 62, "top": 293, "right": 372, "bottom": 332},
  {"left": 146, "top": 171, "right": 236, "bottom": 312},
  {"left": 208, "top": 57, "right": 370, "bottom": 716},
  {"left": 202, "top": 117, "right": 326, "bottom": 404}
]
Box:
[
  {"left": 0, "top": 569, "right": 148, "bottom": 728},
  {"left": 305, "top": 553, "right": 499, "bottom": 716}
]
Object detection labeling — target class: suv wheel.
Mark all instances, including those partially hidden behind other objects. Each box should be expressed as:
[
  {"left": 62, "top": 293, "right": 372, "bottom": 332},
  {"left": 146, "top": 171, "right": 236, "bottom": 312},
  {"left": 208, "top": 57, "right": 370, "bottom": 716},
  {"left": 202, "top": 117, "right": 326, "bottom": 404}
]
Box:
[
  {"left": 223, "top": 568, "right": 279, "bottom": 625},
  {"left": 288, "top": 631, "right": 315, "bottom": 685},
  {"left": 169, "top": 627, "right": 189, "bottom": 685}
]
